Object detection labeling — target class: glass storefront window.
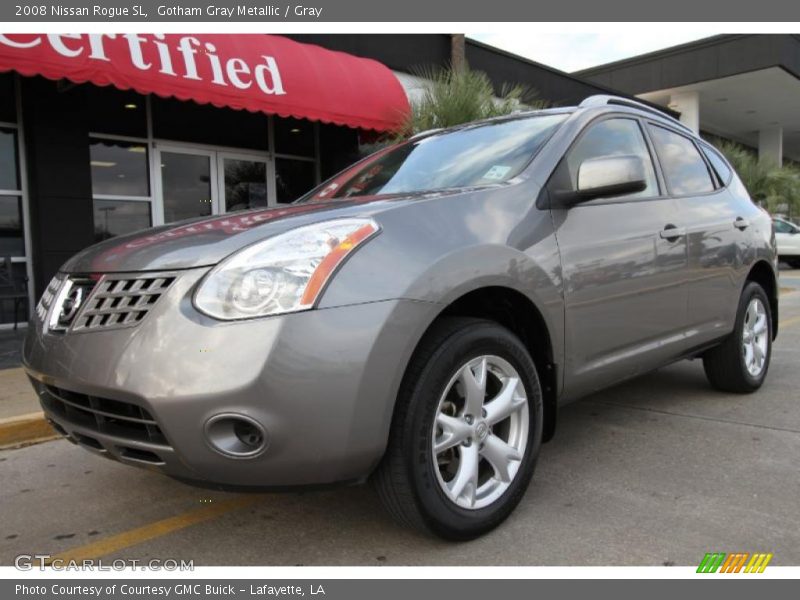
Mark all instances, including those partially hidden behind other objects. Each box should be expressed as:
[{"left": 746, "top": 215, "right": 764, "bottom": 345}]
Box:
[
  {"left": 0, "top": 195, "right": 24, "bottom": 256},
  {"left": 276, "top": 159, "right": 317, "bottom": 203},
  {"left": 160, "top": 151, "right": 213, "bottom": 223},
  {"left": 0, "top": 128, "right": 19, "bottom": 191},
  {"left": 93, "top": 199, "right": 151, "bottom": 242},
  {"left": 223, "top": 158, "right": 268, "bottom": 212},
  {"left": 90, "top": 138, "right": 150, "bottom": 197},
  {"left": 274, "top": 117, "right": 315, "bottom": 157}
]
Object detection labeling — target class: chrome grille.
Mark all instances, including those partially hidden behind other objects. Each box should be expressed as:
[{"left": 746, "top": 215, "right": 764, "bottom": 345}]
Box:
[
  {"left": 71, "top": 275, "right": 176, "bottom": 332},
  {"left": 39, "top": 384, "right": 169, "bottom": 446},
  {"left": 35, "top": 275, "right": 63, "bottom": 321}
]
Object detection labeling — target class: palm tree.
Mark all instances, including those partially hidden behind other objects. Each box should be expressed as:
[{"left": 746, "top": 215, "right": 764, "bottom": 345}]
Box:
[{"left": 402, "top": 63, "right": 547, "bottom": 137}]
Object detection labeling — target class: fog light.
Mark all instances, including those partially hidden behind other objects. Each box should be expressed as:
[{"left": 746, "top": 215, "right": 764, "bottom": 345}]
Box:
[{"left": 204, "top": 414, "right": 268, "bottom": 458}]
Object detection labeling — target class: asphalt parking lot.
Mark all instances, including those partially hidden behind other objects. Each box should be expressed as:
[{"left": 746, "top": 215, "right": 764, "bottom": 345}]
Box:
[{"left": 2, "top": 269, "right": 799, "bottom": 567}]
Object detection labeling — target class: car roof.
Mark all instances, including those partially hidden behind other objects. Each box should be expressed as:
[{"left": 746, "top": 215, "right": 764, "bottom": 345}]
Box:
[{"left": 410, "top": 95, "right": 692, "bottom": 143}]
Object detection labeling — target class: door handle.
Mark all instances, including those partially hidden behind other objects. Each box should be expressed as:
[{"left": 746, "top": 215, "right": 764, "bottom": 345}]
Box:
[
  {"left": 734, "top": 217, "right": 750, "bottom": 230},
  {"left": 659, "top": 225, "right": 686, "bottom": 241}
]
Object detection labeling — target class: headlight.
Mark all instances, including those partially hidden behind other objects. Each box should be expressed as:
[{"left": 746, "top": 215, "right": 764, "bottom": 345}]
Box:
[{"left": 194, "top": 218, "right": 380, "bottom": 320}]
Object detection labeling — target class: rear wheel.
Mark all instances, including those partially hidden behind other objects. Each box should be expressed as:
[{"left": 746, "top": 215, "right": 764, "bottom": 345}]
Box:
[
  {"left": 373, "top": 317, "right": 542, "bottom": 540},
  {"left": 703, "top": 282, "right": 772, "bottom": 393}
]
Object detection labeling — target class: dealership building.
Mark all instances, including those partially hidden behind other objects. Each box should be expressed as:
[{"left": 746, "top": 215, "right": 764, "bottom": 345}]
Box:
[
  {"left": 2, "top": 33, "right": 794, "bottom": 328},
  {"left": 578, "top": 34, "right": 800, "bottom": 167}
]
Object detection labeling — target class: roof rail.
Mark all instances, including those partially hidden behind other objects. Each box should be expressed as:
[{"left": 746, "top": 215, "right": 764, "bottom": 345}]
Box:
[{"left": 579, "top": 94, "right": 693, "bottom": 134}]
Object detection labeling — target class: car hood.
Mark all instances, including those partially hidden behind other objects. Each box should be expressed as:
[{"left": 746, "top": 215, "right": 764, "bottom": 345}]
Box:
[{"left": 60, "top": 192, "right": 457, "bottom": 273}]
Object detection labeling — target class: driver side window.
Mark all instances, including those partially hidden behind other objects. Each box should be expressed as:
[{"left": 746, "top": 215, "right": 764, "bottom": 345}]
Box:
[{"left": 565, "top": 118, "right": 659, "bottom": 200}]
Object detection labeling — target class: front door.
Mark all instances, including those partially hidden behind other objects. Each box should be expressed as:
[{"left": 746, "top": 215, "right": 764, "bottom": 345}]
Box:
[
  {"left": 154, "top": 146, "right": 273, "bottom": 225},
  {"left": 155, "top": 146, "right": 218, "bottom": 224},
  {"left": 216, "top": 153, "right": 272, "bottom": 213},
  {"left": 550, "top": 116, "right": 690, "bottom": 398}
]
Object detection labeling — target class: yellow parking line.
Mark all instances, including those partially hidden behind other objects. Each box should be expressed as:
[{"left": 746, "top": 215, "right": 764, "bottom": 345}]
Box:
[{"left": 47, "top": 496, "right": 261, "bottom": 563}]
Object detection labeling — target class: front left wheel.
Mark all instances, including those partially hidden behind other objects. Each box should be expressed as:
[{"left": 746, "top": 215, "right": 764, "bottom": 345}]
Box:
[{"left": 373, "top": 317, "right": 543, "bottom": 540}]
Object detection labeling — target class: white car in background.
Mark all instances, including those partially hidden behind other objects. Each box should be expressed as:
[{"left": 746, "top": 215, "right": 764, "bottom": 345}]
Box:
[{"left": 774, "top": 217, "right": 800, "bottom": 268}]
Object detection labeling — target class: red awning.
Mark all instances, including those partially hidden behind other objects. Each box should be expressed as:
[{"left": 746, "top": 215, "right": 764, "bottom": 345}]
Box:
[{"left": 0, "top": 33, "right": 410, "bottom": 132}]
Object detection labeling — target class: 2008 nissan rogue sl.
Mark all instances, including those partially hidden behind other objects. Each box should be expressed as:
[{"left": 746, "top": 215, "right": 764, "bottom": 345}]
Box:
[{"left": 23, "top": 95, "right": 779, "bottom": 540}]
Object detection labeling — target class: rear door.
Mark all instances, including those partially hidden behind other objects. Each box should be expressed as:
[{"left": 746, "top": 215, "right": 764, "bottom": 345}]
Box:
[
  {"left": 550, "top": 116, "right": 690, "bottom": 398},
  {"left": 648, "top": 127, "right": 746, "bottom": 344}
]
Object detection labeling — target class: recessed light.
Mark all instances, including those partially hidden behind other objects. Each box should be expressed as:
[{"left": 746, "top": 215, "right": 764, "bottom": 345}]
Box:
[
  {"left": 90, "top": 160, "right": 116, "bottom": 168},
  {"left": 127, "top": 146, "right": 146, "bottom": 153},
  {"left": 290, "top": 128, "right": 301, "bottom": 134},
  {"left": 124, "top": 103, "right": 137, "bottom": 110}
]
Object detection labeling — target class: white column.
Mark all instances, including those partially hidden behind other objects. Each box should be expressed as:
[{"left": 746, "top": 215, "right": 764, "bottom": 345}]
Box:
[
  {"left": 668, "top": 91, "right": 700, "bottom": 134},
  {"left": 758, "top": 126, "right": 783, "bottom": 167}
]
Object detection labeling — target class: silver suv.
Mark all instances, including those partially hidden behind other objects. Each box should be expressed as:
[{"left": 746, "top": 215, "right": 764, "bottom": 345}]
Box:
[{"left": 24, "top": 95, "right": 778, "bottom": 540}]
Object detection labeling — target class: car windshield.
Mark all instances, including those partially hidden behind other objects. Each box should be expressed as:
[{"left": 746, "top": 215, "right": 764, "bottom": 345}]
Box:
[{"left": 302, "top": 113, "right": 568, "bottom": 201}]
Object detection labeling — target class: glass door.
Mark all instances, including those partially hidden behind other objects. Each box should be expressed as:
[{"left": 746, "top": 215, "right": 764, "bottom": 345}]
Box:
[
  {"left": 154, "top": 146, "right": 218, "bottom": 225},
  {"left": 217, "top": 152, "right": 272, "bottom": 213}
]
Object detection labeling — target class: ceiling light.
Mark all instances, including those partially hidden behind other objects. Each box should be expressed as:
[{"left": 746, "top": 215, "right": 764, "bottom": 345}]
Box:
[
  {"left": 127, "top": 146, "right": 146, "bottom": 153},
  {"left": 290, "top": 128, "right": 301, "bottom": 134},
  {"left": 90, "top": 160, "right": 117, "bottom": 168},
  {"left": 124, "top": 103, "right": 137, "bottom": 110}
]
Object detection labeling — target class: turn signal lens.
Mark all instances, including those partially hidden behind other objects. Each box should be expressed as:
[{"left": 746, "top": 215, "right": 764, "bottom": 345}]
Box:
[{"left": 194, "top": 218, "right": 380, "bottom": 320}]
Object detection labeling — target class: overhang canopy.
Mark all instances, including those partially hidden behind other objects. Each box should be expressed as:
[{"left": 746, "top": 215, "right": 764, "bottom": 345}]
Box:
[{"left": 0, "top": 33, "right": 410, "bottom": 132}]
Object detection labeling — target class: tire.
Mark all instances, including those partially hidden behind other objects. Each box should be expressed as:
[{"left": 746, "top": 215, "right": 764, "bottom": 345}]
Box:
[
  {"left": 703, "top": 282, "right": 773, "bottom": 393},
  {"left": 373, "top": 317, "right": 543, "bottom": 540}
]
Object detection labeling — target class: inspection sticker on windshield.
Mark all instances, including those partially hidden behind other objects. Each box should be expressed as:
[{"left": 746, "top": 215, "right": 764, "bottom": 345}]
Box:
[{"left": 483, "top": 165, "right": 512, "bottom": 180}]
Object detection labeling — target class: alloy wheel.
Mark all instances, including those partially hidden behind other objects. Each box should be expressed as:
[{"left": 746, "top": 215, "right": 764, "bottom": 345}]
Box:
[
  {"left": 742, "top": 297, "right": 769, "bottom": 377},
  {"left": 431, "top": 355, "right": 529, "bottom": 510}
]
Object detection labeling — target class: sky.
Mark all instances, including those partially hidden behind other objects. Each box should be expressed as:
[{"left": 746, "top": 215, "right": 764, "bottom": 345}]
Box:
[{"left": 466, "top": 32, "right": 720, "bottom": 73}]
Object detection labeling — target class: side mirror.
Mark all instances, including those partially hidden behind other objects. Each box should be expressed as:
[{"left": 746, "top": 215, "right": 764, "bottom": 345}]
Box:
[{"left": 560, "top": 155, "right": 648, "bottom": 205}]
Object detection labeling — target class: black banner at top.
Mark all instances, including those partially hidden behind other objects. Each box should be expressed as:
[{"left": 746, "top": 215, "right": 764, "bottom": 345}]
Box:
[{"left": 2, "top": 0, "right": 799, "bottom": 22}]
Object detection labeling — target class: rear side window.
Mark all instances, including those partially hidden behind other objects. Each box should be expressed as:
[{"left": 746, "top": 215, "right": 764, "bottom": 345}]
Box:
[
  {"left": 700, "top": 144, "right": 732, "bottom": 186},
  {"left": 564, "top": 117, "right": 659, "bottom": 199},
  {"left": 647, "top": 125, "right": 715, "bottom": 195}
]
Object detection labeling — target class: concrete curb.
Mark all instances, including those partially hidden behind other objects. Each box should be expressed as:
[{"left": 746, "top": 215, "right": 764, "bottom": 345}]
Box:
[{"left": 0, "top": 412, "right": 59, "bottom": 449}]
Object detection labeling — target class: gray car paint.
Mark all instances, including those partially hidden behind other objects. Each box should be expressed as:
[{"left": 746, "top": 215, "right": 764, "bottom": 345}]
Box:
[{"left": 23, "top": 102, "right": 778, "bottom": 488}]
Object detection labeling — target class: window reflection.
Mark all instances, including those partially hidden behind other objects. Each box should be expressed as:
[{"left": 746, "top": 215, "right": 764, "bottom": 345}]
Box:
[
  {"left": 223, "top": 159, "right": 268, "bottom": 212},
  {"left": 648, "top": 125, "right": 714, "bottom": 195},
  {"left": 566, "top": 118, "right": 658, "bottom": 199},
  {"left": 93, "top": 199, "right": 151, "bottom": 242},
  {"left": 305, "top": 114, "right": 566, "bottom": 200},
  {"left": 160, "top": 152, "right": 213, "bottom": 223},
  {"left": 0, "top": 128, "right": 19, "bottom": 191},
  {"left": 0, "top": 195, "right": 23, "bottom": 256},
  {"left": 90, "top": 139, "right": 149, "bottom": 197}
]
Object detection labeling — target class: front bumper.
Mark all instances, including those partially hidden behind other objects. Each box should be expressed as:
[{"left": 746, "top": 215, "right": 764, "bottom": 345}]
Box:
[{"left": 23, "top": 268, "right": 436, "bottom": 488}]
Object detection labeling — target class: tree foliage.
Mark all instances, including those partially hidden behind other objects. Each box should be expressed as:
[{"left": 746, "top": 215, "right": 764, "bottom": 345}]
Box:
[
  {"left": 401, "top": 64, "right": 547, "bottom": 137},
  {"left": 712, "top": 139, "right": 800, "bottom": 218}
]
